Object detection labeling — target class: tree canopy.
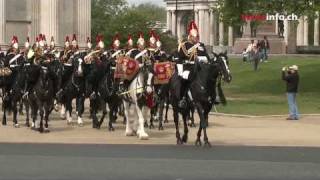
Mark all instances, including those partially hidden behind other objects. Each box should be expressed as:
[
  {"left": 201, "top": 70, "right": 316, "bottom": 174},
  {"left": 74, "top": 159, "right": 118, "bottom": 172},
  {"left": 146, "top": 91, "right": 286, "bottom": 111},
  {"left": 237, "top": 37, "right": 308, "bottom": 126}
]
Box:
[{"left": 91, "top": 0, "right": 177, "bottom": 52}]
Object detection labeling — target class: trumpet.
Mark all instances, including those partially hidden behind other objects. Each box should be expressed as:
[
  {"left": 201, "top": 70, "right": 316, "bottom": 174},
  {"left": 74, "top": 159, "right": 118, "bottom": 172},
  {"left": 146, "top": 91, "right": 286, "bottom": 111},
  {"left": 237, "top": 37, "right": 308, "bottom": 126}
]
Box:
[{"left": 84, "top": 50, "right": 101, "bottom": 64}]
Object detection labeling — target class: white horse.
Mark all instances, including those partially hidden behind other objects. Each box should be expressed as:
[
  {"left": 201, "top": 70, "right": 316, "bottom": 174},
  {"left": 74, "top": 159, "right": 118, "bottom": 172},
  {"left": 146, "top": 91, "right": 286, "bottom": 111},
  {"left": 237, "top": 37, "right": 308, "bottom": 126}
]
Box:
[{"left": 122, "top": 61, "right": 153, "bottom": 140}]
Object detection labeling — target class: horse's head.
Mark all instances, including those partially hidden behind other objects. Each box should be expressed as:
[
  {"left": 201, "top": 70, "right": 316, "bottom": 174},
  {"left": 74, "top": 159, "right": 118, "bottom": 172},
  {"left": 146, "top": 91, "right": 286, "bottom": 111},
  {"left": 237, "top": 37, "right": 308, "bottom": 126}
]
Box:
[
  {"left": 72, "top": 55, "right": 84, "bottom": 77},
  {"left": 213, "top": 52, "right": 232, "bottom": 83}
]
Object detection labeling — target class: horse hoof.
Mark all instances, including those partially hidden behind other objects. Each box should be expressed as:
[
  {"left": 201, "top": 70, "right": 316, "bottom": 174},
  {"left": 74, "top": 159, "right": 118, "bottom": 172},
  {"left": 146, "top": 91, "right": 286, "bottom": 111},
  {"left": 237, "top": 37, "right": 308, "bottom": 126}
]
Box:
[
  {"left": 67, "top": 121, "right": 72, "bottom": 125},
  {"left": 44, "top": 128, "right": 50, "bottom": 133},
  {"left": 14, "top": 124, "right": 20, "bottom": 128},
  {"left": 31, "top": 126, "right": 37, "bottom": 131},
  {"left": 139, "top": 133, "right": 149, "bottom": 140},
  {"left": 25, "top": 122, "right": 30, "bottom": 127},
  {"left": 195, "top": 139, "right": 202, "bottom": 146},
  {"left": 109, "top": 127, "right": 115, "bottom": 131},
  {"left": 19, "top": 111, "right": 24, "bottom": 115},
  {"left": 204, "top": 141, "right": 211, "bottom": 148},
  {"left": 125, "top": 131, "right": 135, "bottom": 136},
  {"left": 158, "top": 126, "right": 164, "bottom": 131},
  {"left": 78, "top": 123, "right": 84, "bottom": 127},
  {"left": 144, "top": 122, "right": 148, "bottom": 128},
  {"left": 39, "top": 128, "right": 44, "bottom": 133},
  {"left": 182, "top": 135, "right": 188, "bottom": 143},
  {"left": 2, "top": 121, "right": 7, "bottom": 126},
  {"left": 177, "top": 139, "right": 183, "bottom": 145},
  {"left": 164, "top": 119, "right": 169, "bottom": 123},
  {"left": 149, "top": 124, "right": 154, "bottom": 129},
  {"left": 189, "top": 123, "right": 196, "bottom": 127}
]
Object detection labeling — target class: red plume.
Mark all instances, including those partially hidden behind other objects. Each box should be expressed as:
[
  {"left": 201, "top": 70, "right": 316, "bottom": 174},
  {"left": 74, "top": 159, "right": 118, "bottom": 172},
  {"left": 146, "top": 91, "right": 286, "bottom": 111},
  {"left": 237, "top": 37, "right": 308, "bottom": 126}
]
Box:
[
  {"left": 72, "top": 34, "right": 77, "bottom": 41},
  {"left": 65, "top": 36, "right": 70, "bottom": 42}
]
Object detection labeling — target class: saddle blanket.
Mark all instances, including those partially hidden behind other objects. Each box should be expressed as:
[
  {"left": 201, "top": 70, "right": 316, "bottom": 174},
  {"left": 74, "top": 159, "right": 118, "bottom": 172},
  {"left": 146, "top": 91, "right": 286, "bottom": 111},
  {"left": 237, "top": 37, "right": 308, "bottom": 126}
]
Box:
[
  {"left": 153, "top": 61, "right": 175, "bottom": 85},
  {"left": 114, "top": 56, "right": 140, "bottom": 81}
]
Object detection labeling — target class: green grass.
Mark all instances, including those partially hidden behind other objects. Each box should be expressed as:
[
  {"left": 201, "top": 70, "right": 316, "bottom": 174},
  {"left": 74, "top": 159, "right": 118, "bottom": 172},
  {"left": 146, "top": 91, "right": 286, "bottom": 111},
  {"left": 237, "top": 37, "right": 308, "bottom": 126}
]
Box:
[{"left": 216, "top": 56, "right": 320, "bottom": 115}]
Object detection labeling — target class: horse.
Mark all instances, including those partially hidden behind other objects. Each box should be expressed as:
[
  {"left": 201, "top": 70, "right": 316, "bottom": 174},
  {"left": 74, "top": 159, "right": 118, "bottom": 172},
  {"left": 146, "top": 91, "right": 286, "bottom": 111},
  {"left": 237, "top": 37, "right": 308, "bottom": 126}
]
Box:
[
  {"left": 169, "top": 52, "right": 232, "bottom": 146},
  {"left": 59, "top": 52, "right": 87, "bottom": 126},
  {"left": 88, "top": 53, "right": 121, "bottom": 131},
  {"left": 122, "top": 59, "right": 153, "bottom": 140},
  {"left": 28, "top": 61, "right": 55, "bottom": 133},
  {"left": 2, "top": 53, "right": 27, "bottom": 127}
]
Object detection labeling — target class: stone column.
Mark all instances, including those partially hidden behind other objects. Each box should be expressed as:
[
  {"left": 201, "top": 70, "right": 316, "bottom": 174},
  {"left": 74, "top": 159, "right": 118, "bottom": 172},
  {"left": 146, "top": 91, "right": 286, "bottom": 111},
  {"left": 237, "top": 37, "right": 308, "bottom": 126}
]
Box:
[
  {"left": 0, "top": 0, "right": 6, "bottom": 46},
  {"left": 209, "top": 9, "right": 214, "bottom": 46},
  {"left": 303, "top": 16, "right": 308, "bottom": 46},
  {"left": 40, "top": 0, "right": 59, "bottom": 45},
  {"left": 296, "top": 16, "right": 304, "bottom": 46},
  {"left": 243, "top": 20, "right": 251, "bottom": 38},
  {"left": 228, "top": 26, "right": 233, "bottom": 46},
  {"left": 194, "top": 10, "right": 199, "bottom": 27},
  {"left": 171, "top": 10, "right": 176, "bottom": 36},
  {"left": 283, "top": 19, "right": 289, "bottom": 45},
  {"left": 177, "top": 12, "right": 182, "bottom": 41},
  {"left": 77, "top": 0, "right": 91, "bottom": 47},
  {"left": 204, "top": 10, "right": 210, "bottom": 45},
  {"left": 32, "top": 0, "right": 40, "bottom": 43},
  {"left": 198, "top": 10, "right": 204, "bottom": 42},
  {"left": 219, "top": 20, "right": 224, "bottom": 46},
  {"left": 167, "top": 10, "right": 172, "bottom": 32},
  {"left": 314, "top": 12, "right": 319, "bottom": 46}
]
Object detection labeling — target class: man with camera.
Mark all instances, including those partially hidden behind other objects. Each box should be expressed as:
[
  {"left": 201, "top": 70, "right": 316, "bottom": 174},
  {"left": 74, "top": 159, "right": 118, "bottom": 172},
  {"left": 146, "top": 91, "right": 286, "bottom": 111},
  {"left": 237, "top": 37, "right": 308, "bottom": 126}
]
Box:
[{"left": 282, "top": 65, "right": 299, "bottom": 120}]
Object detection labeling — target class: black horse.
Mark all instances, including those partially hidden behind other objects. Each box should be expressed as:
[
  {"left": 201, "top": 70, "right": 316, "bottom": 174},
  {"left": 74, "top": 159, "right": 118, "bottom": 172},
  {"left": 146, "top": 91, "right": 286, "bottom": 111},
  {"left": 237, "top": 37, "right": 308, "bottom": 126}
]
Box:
[
  {"left": 170, "top": 52, "right": 232, "bottom": 146},
  {"left": 28, "top": 62, "right": 55, "bottom": 133},
  {"left": 59, "top": 52, "right": 87, "bottom": 126},
  {"left": 2, "top": 53, "right": 26, "bottom": 127}
]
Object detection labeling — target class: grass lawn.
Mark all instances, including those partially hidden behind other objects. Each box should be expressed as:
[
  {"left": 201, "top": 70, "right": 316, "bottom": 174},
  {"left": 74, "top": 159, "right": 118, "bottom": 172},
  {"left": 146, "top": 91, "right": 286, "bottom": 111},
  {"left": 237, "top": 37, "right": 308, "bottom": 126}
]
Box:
[{"left": 216, "top": 56, "right": 320, "bottom": 115}]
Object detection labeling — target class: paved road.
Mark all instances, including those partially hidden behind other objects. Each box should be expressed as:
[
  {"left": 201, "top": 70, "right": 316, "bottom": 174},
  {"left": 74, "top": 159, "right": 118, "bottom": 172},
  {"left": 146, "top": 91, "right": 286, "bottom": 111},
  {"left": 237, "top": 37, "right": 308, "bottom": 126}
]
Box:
[{"left": 0, "top": 143, "right": 319, "bottom": 180}]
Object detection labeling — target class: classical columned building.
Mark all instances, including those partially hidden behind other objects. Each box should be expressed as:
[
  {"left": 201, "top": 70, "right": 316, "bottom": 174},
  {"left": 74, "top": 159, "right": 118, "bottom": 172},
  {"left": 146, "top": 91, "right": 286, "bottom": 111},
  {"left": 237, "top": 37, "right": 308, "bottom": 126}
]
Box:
[
  {"left": 164, "top": 0, "right": 222, "bottom": 47},
  {"left": 165, "top": 0, "right": 320, "bottom": 54},
  {"left": 0, "top": 0, "right": 91, "bottom": 49}
]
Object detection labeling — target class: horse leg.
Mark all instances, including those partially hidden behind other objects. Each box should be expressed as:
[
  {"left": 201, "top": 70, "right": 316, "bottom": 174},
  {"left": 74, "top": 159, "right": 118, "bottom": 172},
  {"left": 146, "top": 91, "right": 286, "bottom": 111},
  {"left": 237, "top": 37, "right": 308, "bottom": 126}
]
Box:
[
  {"left": 76, "top": 97, "right": 84, "bottom": 127},
  {"left": 19, "top": 101, "right": 24, "bottom": 115},
  {"left": 107, "top": 103, "right": 115, "bottom": 131},
  {"left": 65, "top": 101, "right": 73, "bottom": 125},
  {"left": 158, "top": 99, "right": 164, "bottom": 130},
  {"left": 135, "top": 103, "right": 148, "bottom": 140},
  {"left": 173, "top": 107, "right": 182, "bottom": 145},
  {"left": 60, "top": 104, "right": 66, "bottom": 120},
  {"left": 124, "top": 101, "right": 135, "bottom": 136},
  {"left": 203, "top": 111, "right": 211, "bottom": 147},
  {"left": 2, "top": 108, "right": 7, "bottom": 125},
  {"left": 195, "top": 103, "right": 205, "bottom": 146},
  {"left": 44, "top": 103, "right": 50, "bottom": 133},
  {"left": 13, "top": 101, "right": 19, "bottom": 128},
  {"left": 25, "top": 100, "right": 30, "bottom": 127},
  {"left": 182, "top": 113, "right": 189, "bottom": 144},
  {"left": 164, "top": 98, "right": 169, "bottom": 123},
  {"left": 148, "top": 108, "right": 155, "bottom": 129},
  {"left": 189, "top": 106, "right": 196, "bottom": 127},
  {"left": 39, "top": 105, "right": 44, "bottom": 133}
]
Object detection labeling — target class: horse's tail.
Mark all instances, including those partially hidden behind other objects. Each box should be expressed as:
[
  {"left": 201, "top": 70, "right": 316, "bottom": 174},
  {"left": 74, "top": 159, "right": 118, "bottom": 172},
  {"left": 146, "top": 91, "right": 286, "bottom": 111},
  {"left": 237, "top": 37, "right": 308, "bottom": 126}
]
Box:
[{"left": 217, "top": 81, "right": 227, "bottom": 106}]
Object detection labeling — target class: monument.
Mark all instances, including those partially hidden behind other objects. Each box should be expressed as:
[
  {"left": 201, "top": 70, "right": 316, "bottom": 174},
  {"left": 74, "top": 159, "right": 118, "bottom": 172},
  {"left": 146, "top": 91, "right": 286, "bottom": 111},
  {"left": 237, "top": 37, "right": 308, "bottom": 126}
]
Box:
[{"left": 0, "top": 0, "right": 91, "bottom": 49}]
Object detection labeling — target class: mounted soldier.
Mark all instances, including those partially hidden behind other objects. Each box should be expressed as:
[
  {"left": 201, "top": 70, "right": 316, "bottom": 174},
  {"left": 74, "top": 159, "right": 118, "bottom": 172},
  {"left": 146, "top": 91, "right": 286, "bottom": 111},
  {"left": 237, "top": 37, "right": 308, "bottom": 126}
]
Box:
[
  {"left": 85, "top": 34, "right": 106, "bottom": 99},
  {"left": 176, "top": 21, "right": 210, "bottom": 109}
]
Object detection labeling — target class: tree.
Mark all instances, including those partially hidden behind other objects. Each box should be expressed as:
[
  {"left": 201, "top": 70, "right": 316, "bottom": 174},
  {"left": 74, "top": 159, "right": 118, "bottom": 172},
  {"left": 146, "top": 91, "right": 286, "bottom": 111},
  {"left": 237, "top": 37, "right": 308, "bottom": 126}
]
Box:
[{"left": 92, "top": 0, "right": 177, "bottom": 52}]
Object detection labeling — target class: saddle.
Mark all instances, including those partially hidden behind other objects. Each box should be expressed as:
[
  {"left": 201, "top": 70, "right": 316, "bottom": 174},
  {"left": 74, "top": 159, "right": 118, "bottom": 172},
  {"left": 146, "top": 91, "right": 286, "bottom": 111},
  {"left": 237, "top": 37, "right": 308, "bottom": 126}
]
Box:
[
  {"left": 153, "top": 61, "right": 175, "bottom": 85},
  {"left": 114, "top": 56, "right": 140, "bottom": 81}
]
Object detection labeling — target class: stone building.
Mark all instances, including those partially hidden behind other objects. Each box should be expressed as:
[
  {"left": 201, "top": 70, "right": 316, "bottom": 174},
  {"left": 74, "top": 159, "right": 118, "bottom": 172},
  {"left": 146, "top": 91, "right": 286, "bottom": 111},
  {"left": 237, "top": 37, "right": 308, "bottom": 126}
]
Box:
[
  {"left": 164, "top": 0, "right": 320, "bottom": 54},
  {"left": 0, "top": 0, "right": 91, "bottom": 49}
]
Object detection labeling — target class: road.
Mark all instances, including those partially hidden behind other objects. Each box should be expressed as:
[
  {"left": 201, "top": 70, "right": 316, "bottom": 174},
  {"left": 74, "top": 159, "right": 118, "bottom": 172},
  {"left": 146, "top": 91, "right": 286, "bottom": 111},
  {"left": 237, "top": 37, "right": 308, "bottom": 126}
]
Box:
[{"left": 0, "top": 143, "right": 320, "bottom": 180}]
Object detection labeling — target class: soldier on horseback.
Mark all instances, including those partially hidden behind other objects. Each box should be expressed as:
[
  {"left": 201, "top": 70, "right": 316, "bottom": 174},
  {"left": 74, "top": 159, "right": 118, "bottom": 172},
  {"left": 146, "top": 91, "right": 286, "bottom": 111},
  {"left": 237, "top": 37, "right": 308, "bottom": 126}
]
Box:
[
  {"left": 85, "top": 34, "right": 106, "bottom": 99},
  {"left": 176, "top": 21, "right": 210, "bottom": 109}
]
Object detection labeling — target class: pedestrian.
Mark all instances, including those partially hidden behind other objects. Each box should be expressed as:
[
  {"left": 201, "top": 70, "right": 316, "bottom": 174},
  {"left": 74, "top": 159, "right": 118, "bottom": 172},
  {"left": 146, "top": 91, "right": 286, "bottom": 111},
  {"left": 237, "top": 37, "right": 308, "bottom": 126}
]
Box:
[
  {"left": 261, "top": 36, "right": 270, "bottom": 62},
  {"left": 282, "top": 65, "right": 300, "bottom": 120},
  {"left": 246, "top": 40, "right": 254, "bottom": 62},
  {"left": 242, "top": 48, "right": 248, "bottom": 62},
  {"left": 251, "top": 44, "right": 260, "bottom": 71}
]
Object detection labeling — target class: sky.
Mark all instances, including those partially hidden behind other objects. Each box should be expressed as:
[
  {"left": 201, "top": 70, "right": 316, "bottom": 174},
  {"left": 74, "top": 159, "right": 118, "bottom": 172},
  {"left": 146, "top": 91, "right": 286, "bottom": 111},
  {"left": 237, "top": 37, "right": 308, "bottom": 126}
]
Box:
[{"left": 127, "top": 0, "right": 165, "bottom": 6}]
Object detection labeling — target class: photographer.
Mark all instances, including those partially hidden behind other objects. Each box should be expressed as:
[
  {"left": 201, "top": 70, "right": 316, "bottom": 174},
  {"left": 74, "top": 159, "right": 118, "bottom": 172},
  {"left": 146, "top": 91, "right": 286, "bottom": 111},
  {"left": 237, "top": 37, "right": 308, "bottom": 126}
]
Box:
[{"left": 282, "top": 65, "right": 299, "bottom": 120}]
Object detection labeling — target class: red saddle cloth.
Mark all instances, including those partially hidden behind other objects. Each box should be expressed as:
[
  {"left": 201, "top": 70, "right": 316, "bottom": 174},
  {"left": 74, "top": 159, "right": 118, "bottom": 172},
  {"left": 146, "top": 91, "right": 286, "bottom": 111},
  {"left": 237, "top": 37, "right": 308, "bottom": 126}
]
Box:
[
  {"left": 114, "top": 56, "right": 140, "bottom": 81},
  {"left": 153, "top": 61, "right": 175, "bottom": 85}
]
